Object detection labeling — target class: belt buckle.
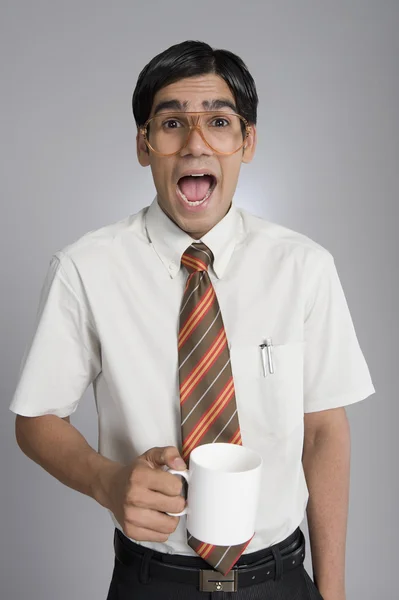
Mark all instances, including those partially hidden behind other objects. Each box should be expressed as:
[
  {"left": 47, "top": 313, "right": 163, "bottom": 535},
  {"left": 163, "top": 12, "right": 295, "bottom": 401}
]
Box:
[{"left": 199, "top": 569, "right": 238, "bottom": 592}]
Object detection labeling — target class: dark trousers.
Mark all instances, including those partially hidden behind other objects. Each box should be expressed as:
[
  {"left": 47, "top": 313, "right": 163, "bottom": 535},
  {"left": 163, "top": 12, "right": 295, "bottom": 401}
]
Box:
[{"left": 106, "top": 528, "right": 324, "bottom": 600}]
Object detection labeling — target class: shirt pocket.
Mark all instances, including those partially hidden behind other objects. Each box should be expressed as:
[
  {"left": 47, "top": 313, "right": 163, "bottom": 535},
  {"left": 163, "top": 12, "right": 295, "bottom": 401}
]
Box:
[{"left": 229, "top": 340, "right": 304, "bottom": 439}]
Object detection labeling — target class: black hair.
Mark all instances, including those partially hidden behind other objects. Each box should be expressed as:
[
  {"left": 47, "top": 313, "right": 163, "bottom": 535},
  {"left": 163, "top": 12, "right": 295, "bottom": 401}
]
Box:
[{"left": 132, "top": 40, "right": 258, "bottom": 127}]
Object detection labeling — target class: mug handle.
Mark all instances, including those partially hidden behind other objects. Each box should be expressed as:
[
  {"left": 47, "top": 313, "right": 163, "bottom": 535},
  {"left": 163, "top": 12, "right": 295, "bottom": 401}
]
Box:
[{"left": 165, "top": 468, "right": 190, "bottom": 516}]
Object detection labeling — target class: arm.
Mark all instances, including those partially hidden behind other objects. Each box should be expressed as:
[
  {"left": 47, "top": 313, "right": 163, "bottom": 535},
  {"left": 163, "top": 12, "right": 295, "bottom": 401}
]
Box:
[
  {"left": 302, "top": 406, "right": 350, "bottom": 600},
  {"left": 14, "top": 415, "right": 186, "bottom": 541},
  {"left": 15, "top": 414, "right": 121, "bottom": 503}
]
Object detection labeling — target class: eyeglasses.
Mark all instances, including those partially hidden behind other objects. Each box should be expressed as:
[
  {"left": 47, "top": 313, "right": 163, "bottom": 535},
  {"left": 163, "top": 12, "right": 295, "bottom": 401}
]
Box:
[{"left": 140, "top": 111, "right": 251, "bottom": 157}]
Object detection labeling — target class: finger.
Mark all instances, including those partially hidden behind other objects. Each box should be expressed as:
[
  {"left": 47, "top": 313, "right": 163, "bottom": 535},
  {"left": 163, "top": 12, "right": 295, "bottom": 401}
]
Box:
[
  {"left": 144, "top": 446, "right": 187, "bottom": 470},
  {"left": 145, "top": 468, "right": 186, "bottom": 496},
  {"left": 126, "top": 507, "right": 180, "bottom": 535},
  {"left": 123, "top": 526, "right": 170, "bottom": 543},
  {"left": 129, "top": 487, "right": 186, "bottom": 514}
]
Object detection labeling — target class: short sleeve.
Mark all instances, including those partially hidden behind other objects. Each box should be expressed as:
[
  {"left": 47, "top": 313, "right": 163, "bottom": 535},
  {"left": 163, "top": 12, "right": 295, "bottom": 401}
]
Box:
[
  {"left": 303, "top": 251, "right": 376, "bottom": 413},
  {"left": 9, "top": 253, "right": 101, "bottom": 418}
]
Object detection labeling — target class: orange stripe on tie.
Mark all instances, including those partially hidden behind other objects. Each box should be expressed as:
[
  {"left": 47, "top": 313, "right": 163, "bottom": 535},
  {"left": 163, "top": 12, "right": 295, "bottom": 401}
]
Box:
[
  {"left": 178, "top": 286, "right": 215, "bottom": 349},
  {"left": 182, "top": 380, "right": 235, "bottom": 457},
  {"left": 180, "top": 334, "right": 226, "bottom": 404},
  {"left": 179, "top": 328, "right": 225, "bottom": 400},
  {"left": 182, "top": 254, "right": 206, "bottom": 269},
  {"left": 182, "top": 384, "right": 234, "bottom": 457},
  {"left": 200, "top": 544, "right": 214, "bottom": 560},
  {"left": 182, "top": 378, "right": 234, "bottom": 449},
  {"left": 229, "top": 427, "right": 242, "bottom": 445},
  {"left": 178, "top": 293, "right": 216, "bottom": 350},
  {"left": 182, "top": 255, "right": 208, "bottom": 272},
  {"left": 196, "top": 542, "right": 213, "bottom": 557}
]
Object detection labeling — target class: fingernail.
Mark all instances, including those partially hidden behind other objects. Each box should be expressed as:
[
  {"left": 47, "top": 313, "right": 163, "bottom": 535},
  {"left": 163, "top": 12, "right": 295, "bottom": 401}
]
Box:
[{"left": 173, "top": 458, "right": 186, "bottom": 469}]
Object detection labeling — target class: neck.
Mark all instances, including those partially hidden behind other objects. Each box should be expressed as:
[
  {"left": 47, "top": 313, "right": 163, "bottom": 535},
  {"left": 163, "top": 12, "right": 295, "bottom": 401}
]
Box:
[
  {"left": 189, "top": 230, "right": 207, "bottom": 240},
  {"left": 157, "top": 198, "right": 232, "bottom": 240}
]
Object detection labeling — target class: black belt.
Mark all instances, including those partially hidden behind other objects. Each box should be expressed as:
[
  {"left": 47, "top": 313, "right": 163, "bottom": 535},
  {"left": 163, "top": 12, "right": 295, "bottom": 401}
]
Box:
[{"left": 114, "top": 527, "right": 306, "bottom": 593}]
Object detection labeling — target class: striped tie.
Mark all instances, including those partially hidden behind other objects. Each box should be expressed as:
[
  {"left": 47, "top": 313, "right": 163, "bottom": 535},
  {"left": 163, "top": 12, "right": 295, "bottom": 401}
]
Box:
[{"left": 178, "top": 242, "right": 252, "bottom": 576}]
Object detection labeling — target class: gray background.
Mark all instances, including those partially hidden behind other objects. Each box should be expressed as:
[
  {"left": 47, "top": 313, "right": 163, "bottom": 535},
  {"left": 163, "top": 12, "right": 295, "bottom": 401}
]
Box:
[{"left": 1, "top": 1, "right": 397, "bottom": 599}]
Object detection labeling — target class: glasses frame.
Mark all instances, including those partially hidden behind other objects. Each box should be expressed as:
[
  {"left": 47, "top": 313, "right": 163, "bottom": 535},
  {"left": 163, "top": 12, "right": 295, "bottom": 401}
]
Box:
[{"left": 140, "top": 111, "right": 252, "bottom": 157}]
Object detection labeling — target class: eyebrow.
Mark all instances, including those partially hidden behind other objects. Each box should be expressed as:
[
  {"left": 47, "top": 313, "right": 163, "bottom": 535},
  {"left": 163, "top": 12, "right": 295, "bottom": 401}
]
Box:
[
  {"left": 203, "top": 99, "right": 238, "bottom": 112},
  {"left": 153, "top": 98, "right": 238, "bottom": 115}
]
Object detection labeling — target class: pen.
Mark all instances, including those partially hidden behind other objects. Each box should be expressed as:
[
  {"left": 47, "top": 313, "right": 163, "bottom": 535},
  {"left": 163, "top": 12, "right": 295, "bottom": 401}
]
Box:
[{"left": 265, "top": 338, "right": 274, "bottom": 374}]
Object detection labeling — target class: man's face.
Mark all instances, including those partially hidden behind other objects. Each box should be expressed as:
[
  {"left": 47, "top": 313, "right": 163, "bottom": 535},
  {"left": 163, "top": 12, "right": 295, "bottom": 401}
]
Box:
[{"left": 137, "top": 74, "right": 256, "bottom": 238}]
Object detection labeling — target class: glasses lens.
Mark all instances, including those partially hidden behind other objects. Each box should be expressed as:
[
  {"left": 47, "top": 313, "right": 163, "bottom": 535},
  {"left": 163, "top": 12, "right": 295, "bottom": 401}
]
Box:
[
  {"left": 202, "top": 113, "right": 245, "bottom": 154},
  {"left": 146, "top": 113, "right": 246, "bottom": 155},
  {"left": 147, "top": 114, "right": 189, "bottom": 155}
]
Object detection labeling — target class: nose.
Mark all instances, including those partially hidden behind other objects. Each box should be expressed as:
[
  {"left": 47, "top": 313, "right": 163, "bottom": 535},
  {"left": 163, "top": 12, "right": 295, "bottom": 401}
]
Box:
[{"left": 180, "top": 124, "right": 213, "bottom": 157}]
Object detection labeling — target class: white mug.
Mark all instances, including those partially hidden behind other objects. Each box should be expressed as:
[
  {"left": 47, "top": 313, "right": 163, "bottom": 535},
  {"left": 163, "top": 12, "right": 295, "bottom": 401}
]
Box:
[{"left": 167, "top": 443, "right": 263, "bottom": 546}]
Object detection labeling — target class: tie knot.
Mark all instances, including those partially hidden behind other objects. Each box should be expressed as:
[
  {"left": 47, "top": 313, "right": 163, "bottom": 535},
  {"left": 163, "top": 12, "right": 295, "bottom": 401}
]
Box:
[{"left": 181, "top": 243, "right": 214, "bottom": 273}]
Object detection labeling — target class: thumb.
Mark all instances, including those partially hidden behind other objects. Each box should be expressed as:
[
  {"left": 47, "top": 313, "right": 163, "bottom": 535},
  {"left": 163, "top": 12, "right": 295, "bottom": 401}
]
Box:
[{"left": 143, "top": 446, "right": 187, "bottom": 470}]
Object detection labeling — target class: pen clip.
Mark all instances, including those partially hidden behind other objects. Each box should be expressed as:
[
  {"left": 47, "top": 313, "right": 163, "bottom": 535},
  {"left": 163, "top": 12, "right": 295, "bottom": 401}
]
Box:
[{"left": 259, "top": 343, "right": 268, "bottom": 377}]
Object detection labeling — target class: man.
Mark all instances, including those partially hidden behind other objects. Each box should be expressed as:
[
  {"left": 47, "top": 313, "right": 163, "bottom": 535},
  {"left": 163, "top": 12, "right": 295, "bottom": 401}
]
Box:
[{"left": 10, "top": 40, "right": 375, "bottom": 600}]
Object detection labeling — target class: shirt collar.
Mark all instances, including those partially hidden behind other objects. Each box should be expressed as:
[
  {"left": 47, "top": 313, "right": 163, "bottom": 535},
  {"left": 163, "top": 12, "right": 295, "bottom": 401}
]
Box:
[{"left": 144, "top": 196, "right": 240, "bottom": 279}]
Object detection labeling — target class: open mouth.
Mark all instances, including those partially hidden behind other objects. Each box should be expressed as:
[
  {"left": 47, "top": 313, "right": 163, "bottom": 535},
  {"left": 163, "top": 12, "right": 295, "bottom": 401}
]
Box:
[{"left": 176, "top": 174, "right": 217, "bottom": 207}]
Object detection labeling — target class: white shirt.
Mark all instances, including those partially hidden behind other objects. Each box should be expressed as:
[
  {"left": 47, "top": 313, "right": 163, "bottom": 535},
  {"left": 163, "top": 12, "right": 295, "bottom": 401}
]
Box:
[{"left": 9, "top": 197, "right": 376, "bottom": 555}]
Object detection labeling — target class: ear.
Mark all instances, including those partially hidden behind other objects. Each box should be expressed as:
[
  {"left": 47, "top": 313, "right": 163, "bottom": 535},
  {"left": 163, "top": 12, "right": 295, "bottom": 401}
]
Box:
[
  {"left": 137, "top": 127, "right": 150, "bottom": 167},
  {"left": 242, "top": 124, "right": 257, "bottom": 164}
]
